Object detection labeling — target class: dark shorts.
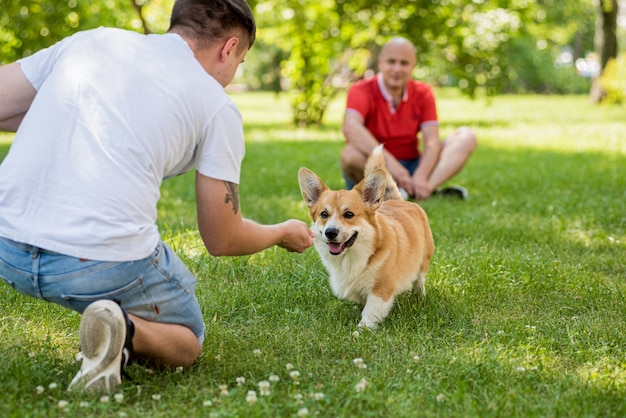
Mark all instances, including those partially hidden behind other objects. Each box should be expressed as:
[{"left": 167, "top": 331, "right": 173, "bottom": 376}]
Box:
[{"left": 343, "top": 157, "right": 420, "bottom": 190}]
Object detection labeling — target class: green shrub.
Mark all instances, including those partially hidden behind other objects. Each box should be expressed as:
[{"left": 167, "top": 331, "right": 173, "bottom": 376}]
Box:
[{"left": 599, "top": 53, "right": 626, "bottom": 104}]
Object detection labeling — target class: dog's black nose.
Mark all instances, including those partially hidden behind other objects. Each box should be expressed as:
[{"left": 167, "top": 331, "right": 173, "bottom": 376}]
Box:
[{"left": 325, "top": 228, "right": 339, "bottom": 240}]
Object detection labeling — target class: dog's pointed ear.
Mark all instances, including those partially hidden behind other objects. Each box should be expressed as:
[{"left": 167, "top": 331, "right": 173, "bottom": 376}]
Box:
[
  {"left": 361, "top": 169, "right": 386, "bottom": 209},
  {"left": 298, "top": 168, "right": 327, "bottom": 207}
]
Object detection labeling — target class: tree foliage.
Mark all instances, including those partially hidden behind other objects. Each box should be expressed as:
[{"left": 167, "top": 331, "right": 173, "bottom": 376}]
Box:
[
  {"left": 0, "top": 0, "right": 173, "bottom": 65},
  {"left": 1, "top": 0, "right": 604, "bottom": 125},
  {"left": 252, "top": 0, "right": 597, "bottom": 124}
]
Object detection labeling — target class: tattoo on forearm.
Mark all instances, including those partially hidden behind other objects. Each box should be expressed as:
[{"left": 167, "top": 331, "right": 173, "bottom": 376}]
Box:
[{"left": 223, "top": 181, "right": 240, "bottom": 214}]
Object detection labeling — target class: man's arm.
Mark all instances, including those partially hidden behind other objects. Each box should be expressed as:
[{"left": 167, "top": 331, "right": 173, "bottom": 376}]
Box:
[
  {"left": 342, "top": 111, "right": 380, "bottom": 156},
  {"left": 195, "top": 172, "right": 314, "bottom": 256},
  {"left": 0, "top": 63, "right": 37, "bottom": 132}
]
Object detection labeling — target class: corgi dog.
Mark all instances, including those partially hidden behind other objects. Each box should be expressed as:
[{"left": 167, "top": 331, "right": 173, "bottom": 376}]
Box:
[{"left": 298, "top": 145, "right": 434, "bottom": 328}]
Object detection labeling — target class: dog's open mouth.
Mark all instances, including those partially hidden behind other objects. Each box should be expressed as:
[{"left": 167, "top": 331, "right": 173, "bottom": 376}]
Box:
[{"left": 328, "top": 232, "right": 358, "bottom": 255}]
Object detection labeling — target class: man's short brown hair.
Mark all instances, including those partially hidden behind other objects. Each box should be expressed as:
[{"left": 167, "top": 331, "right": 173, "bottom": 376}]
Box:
[{"left": 169, "top": 0, "right": 256, "bottom": 50}]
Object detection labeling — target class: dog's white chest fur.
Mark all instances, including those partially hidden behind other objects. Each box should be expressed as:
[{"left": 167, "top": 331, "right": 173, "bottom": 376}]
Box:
[{"left": 316, "top": 236, "right": 378, "bottom": 304}]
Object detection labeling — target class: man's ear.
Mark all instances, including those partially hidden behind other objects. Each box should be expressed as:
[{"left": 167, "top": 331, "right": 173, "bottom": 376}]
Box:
[{"left": 219, "top": 37, "right": 241, "bottom": 62}]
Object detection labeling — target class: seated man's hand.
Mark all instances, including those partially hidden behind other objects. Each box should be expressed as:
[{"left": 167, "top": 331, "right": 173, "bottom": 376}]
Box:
[
  {"left": 388, "top": 163, "right": 413, "bottom": 195},
  {"left": 412, "top": 177, "right": 433, "bottom": 200}
]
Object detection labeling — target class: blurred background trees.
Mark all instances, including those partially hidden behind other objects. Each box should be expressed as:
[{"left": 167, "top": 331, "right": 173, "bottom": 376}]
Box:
[{"left": 1, "top": 0, "right": 624, "bottom": 125}]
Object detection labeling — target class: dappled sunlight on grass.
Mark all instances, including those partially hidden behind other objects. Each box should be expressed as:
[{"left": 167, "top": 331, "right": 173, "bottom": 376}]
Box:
[
  {"left": 0, "top": 132, "right": 13, "bottom": 143},
  {"left": 244, "top": 126, "right": 344, "bottom": 143},
  {"left": 2, "top": 92, "right": 625, "bottom": 416},
  {"left": 576, "top": 356, "right": 626, "bottom": 390}
]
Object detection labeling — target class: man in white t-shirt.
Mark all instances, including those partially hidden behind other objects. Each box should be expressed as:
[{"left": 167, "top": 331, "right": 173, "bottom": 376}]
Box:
[{"left": 0, "top": 0, "right": 314, "bottom": 393}]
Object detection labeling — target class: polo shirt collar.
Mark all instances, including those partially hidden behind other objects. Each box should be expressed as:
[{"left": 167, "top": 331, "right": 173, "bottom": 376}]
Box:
[{"left": 377, "top": 73, "right": 408, "bottom": 112}]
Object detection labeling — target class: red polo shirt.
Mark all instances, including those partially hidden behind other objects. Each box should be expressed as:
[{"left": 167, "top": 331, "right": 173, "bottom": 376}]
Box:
[{"left": 345, "top": 74, "right": 438, "bottom": 160}]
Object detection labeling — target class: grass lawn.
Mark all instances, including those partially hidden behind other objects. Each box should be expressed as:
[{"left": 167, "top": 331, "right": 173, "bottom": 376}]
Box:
[{"left": 0, "top": 91, "right": 625, "bottom": 417}]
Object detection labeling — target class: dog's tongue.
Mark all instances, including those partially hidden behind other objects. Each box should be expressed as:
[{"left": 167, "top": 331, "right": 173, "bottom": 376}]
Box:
[{"left": 328, "top": 242, "right": 343, "bottom": 254}]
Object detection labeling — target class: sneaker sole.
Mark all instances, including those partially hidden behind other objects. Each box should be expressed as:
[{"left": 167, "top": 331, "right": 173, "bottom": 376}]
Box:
[{"left": 68, "top": 300, "right": 127, "bottom": 393}]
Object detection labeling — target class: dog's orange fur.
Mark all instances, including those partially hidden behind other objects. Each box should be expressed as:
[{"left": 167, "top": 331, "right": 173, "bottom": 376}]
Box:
[{"left": 298, "top": 146, "right": 434, "bottom": 327}]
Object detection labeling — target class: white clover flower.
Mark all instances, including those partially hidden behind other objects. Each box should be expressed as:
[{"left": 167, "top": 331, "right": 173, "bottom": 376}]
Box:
[
  {"left": 294, "top": 393, "right": 304, "bottom": 401},
  {"left": 119, "top": 412, "right": 128, "bottom": 417},
  {"left": 48, "top": 383, "right": 58, "bottom": 390},
  {"left": 269, "top": 374, "right": 280, "bottom": 383},
  {"left": 100, "top": 395, "right": 110, "bottom": 403},
  {"left": 214, "top": 354, "right": 222, "bottom": 361},
  {"left": 412, "top": 355, "right": 420, "bottom": 363},
  {"left": 28, "top": 351, "right": 36, "bottom": 358},
  {"left": 36, "top": 385, "right": 44, "bottom": 394},
  {"left": 436, "top": 393, "right": 446, "bottom": 403},
  {"left": 203, "top": 400, "right": 213, "bottom": 407},
  {"left": 286, "top": 363, "right": 294, "bottom": 370},
  {"left": 289, "top": 370, "right": 301, "bottom": 381},
  {"left": 236, "top": 376, "right": 246, "bottom": 386},
  {"left": 355, "top": 378, "right": 369, "bottom": 392},
  {"left": 219, "top": 384, "right": 229, "bottom": 396},
  {"left": 246, "top": 390, "right": 257, "bottom": 405},
  {"left": 57, "top": 400, "right": 68, "bottom": 409},
  {"left": 152, "top": 394, "right": 161, "bottom": 401},
  {"left": 517, "top": 366, "right": 526, "bottom": 372},
  {"left": 176, "top": 366, "right": 184, "bottom": 373},
  {"left": 353, "top": 358, "right": 367, "bottom": 369},
  {"left": 114, "top": 393, "right": 124, "bottom": 403},
  {"left": 258, "top": 380, "right": 271, "bottom": 396},
  {"left": 497, "top": 330, "right": 505, "bottom": 335},
  {"left": 313, "top": 392, "right": 325, "bottom": 401},
  {"left": 79, "top": 401, "right": 90, "bottom": 408},
  {"left": 297, "top": 407, "right": 310, "bottom": 416},
  {"left": 253, "top": 349, "right": 262, "bottom": 357},
  {"left": 352, "top": 330, "right": 360, "bottom": 338}
]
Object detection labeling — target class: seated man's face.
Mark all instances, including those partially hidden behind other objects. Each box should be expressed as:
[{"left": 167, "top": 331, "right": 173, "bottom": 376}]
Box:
[{"left": 378, "top": 42, "right": 416, "bottom": 92}]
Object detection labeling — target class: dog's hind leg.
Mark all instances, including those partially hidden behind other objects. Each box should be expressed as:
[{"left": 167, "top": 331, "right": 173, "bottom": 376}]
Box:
[
  {"left": 359, "top": 293, "right": 395, "bottom": 328},
  {"left": 413, "top": 272, "right": 426, "bottom": 297}
]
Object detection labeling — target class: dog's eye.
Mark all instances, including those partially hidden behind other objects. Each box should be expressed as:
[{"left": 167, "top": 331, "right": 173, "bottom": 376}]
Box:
[
  {"left": 344, "top": 211, "right": 354, "bottom": 219},
  {"left": 320, "top": 210, "right": 329, "bottom": 219}
]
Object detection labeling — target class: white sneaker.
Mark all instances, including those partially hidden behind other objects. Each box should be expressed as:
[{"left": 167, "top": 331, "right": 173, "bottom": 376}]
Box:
[{"left": 68, "top": 300, "right": 134, "bottom": 393}]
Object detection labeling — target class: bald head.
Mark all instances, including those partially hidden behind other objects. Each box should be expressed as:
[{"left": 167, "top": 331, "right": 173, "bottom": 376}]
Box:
[
  {"left": 380, "top": 37, "right": 417, "bottom": 59},
  {"left": 378, "top": 37, "right": 417, "bottom": 95}
]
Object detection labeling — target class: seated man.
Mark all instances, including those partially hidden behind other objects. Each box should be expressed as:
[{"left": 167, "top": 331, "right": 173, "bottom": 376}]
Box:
[{"left": 341, "top": 37, "right": 477, "bottom": 200}]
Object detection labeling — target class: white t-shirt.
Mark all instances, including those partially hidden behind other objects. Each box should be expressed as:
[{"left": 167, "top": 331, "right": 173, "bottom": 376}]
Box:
[{"left": 0, "top": 28, "right": 245, "bottom": 261}]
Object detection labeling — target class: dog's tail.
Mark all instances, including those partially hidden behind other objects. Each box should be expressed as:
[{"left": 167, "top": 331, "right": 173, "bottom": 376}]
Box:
[{"left": 364, "top": 144, "right": 405, "bottom": 201}]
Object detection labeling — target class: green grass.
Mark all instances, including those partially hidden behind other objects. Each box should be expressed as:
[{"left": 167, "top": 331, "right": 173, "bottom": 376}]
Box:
[{"left": 1, "top": 91, "right": 625, "bottom": 417}]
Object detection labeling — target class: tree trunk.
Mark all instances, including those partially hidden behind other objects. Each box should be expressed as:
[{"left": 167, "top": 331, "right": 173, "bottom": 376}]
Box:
[{"left": 590, "top": 0, "right": 618, "bottom": 103}]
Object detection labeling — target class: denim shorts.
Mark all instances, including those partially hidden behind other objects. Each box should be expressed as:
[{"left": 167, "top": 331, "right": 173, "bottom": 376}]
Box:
[
  {"left": 0, "top": 237, "right": 205, "bottom": 344},
  {"left": 343, "top": 157, "right": 421, "bottom": 189}
]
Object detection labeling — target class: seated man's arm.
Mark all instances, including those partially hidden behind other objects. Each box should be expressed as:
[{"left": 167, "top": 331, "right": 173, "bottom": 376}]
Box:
[
  {"left": 195, "top": 172, "right": 314, "bottom": 256},
  {"left": 0, "top": 63, "right": 36, "bottom": 132},
  {"left": 342, "top": 111, "right": 380, "bottom": 156}
]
